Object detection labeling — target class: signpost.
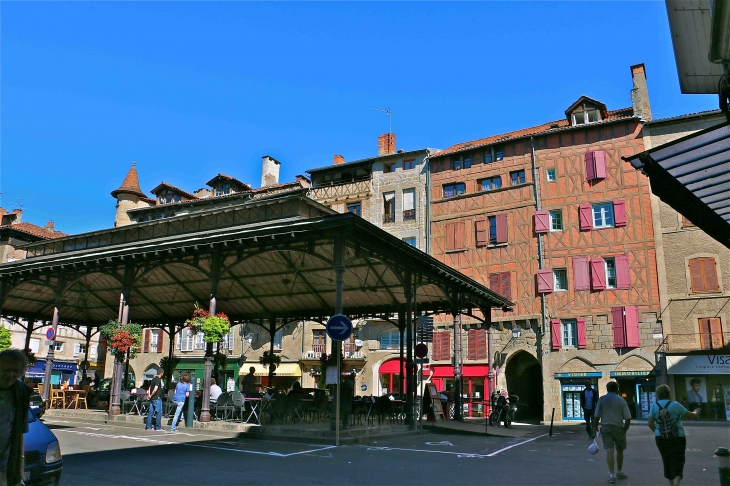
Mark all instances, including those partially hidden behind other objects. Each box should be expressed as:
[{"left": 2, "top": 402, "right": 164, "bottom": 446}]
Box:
[
  {"left": 46, "top": 328, "right": 55, "bottom": 341},
  {"left": 326, "top": 314, "right": 353, "bottom": 446},
  {"left": 415, "top": 342, "right": 428, "bottom": 432}
]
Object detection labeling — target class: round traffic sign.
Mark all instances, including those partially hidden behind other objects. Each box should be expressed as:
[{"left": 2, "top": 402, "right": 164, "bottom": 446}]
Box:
[
  {"left": 415, "top": 343, "right": 428, "bottom": 359},
  {"left": 325, "top": 314, "right": 353, "bottom": 342},
  {"left": 46, "top": 328, "right": 55, "bottom": 340}
]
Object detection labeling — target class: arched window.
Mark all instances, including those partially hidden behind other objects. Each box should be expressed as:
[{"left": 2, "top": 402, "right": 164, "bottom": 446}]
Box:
[{"left": 380, "top": 330, "right": 400, "bottom": 350}]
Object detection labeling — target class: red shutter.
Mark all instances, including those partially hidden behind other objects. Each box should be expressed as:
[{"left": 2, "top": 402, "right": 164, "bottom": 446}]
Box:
[
  {"left": 689, "top": 259, "right": 704, "bottom": 292},
  {"left": 500, "top": 272, "right": 511, "bottom": 300},
  {"left": 490, "top": 273, "right": 500, "bottom": 294},
  {"left": 441, "top": 332, "right": 451, "bottom": 361},
  {"left": 467, "top": 330, "right": 477, "bottom": 360},
  {"left": 495, "top": 214, "right": 508, "bottom": 243},
  {"left": 613, "top": 199, "right": 627, "bottom": 227},
  {"left": 590, "top": 258, "right": 606, "bottom": 290},
  {"left": 475, "top": 219, "right": 488, "bottom": 247},
  {"left": 585, "top": 152, "right": 596, "bottom": 181},
  {"left": 476, "top": 330, "right": 487, "bottom": 360},
  {"left": 710, "top": 318, "right": 724, "bottom": 349},
  {"left": 455, "top": 221, "right": 466, "bottom": 249},
  {"left": 573, "top": 257, "right": 590, "bottom": 291},
  {"left": 577, "top": 317, "right": 587, "bottom": 349},
  {"left": 157, "top": 330, "right": 164, "bottom": 353},
  {"left": 579, "top": 204, "right": 593, "bottom": 231},
  {"left": 551, "top": 319, "right": 562, "bottom": 350},
  {"left": 624, "top": 305, "right": 640, "bottom": 348},
  {"left": 594, "top": 151, "right": 607, "bottom": 179},
  {"left": 143, "top": 329, "right": 150, "bottom": 353},
  {"left": 446, "top": 223, "right": 456, "bottom": 251},
  {"left": 699, "top": 318, "right": 712, "bottom": 350},
  {"left": 534, "top": 210, "right": 550, "bottom": 234},
  {"left": 537, "top": 268, "right": 554, "bottom": 293},
  {"left": 612, "top": 307, "right": 626, "bottom": 348},
  {"left": 702, "top": 258, "right": 719, "bottom": 292},
  {"left": 615, "top": 254, "right": 630, "bottom": 289}
]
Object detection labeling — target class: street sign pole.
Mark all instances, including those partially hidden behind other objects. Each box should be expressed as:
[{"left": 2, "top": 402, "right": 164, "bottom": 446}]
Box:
[
  {"left": 326, "top": 313, "right": 352, "bottom": 447},
  {"left": 336, "top": 349, "right": 341, "bottom": 446}
]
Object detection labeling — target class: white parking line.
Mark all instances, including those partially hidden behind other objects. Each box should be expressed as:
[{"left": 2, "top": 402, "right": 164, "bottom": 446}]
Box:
[
  {"left": 186, "top": 443, "right": 337, "bottom": 457},
  {"left": 485, "top": 434, "right": 549, "bottom": 457},
  {"left": 365, "top": 446, "right": 487, "bottom": 458}
]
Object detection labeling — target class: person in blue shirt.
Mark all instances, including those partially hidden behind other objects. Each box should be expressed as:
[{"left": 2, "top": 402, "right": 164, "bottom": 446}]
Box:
[
  {"left": 647, "top": 384, "right": 701, "bottom": 486},
  {"left": 170, "top": 374, "right": 192, "bottom": 433}
]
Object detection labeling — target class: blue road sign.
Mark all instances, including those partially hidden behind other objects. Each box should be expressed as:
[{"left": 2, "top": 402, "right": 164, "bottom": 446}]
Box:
[
  {"left": 46, "top": 328, "right": 55, "bottom": 340},
  {"left": 326, "top": 314, "right": 353, "bottom": 342}
]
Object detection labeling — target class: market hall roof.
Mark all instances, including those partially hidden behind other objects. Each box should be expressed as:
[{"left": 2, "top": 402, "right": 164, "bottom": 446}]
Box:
[{"left": 0, "top": 192, "right": 512, "bottom": 326}]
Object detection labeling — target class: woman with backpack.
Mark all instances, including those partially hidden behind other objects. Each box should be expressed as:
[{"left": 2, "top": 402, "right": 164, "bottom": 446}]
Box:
[{"left": 647, "top": 384, "right": 701, "bottom": 486}]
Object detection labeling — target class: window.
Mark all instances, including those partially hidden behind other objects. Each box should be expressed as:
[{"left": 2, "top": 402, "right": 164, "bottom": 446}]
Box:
[
  {"left": 467, "top": 329, "right": 487, "bottom": 360},
  {"left": 431, "top": 331, "right": 451, "bottom": 361},
  {"left": 445, "top": 221, "right": 466, "bottom": 251},
  {"left": 510, "top": 170, "right": 526, "bottom": 185},
  {"left": 274, "top": 329, "right": 283, "bottom": 350},
  {"left": 150, "top": 331, "right": 159, "bottom": 352},
  {"left": 485, "top": 214, "right": 508, "bottom": 245},
  {"left": 214, "top": 184, "right": 231, "bottom": 196},
  {"left": 546, "top": 168, "right": 556, "bottom": 182},
  {"left": 159, "top": 192, "right": 181, "bottom": 205},
  {"left": 403, "top": 237, "right": 416, "bottom": 247},
  {"left": 592, "top": 203, "right": 614, "bottom": 228},
  {"left": 403, "top": 189, "right": 416, "bottom": 221},
  {"left": 220, "top": 331, "right": 236, "bottom": 351},
  {"left": 585, "top": 151, "right": 607, "bottom": 181},
  {"left": 589, "top": 255, "right": 629, "bottom": 291},
  {"left": 562, "top": 320, "right": 577, "bottom": 348},
  {"left": 479, "top": 176, "right": 502, "bottom": 191},
  {"left": 604, "top": 257, "right": 617, "bottom": 289},
  {"left": 29, "top": 338, "right": 40, "bottom": 354},
  {"left": 177, "top": 328, "right": 195, "bottom": 351},
  {"left": 489, "top": 272, "right": 511, "bottom": 300},
  {"left": 89, "top": 345, "right": 98, "bottom": 359},
  {"left": 611, "top": 306, "right": 640, "bottom": 348},
  {"left": 549, "top": 210, "right": 563, "bottom": 231},
  {"left": 54, "top": 342, "right": 64, "bottom": 352},
  {"left": 383, "top": 162, "right": 395, "bottom": 173},
  {"left": 689, "top": 257, "right": 720, "bottom": 293},
  {"left": 443, "top": 183, "right": 466, "bottom": 198},
  {"left": 194, "top": 333, "right": 205, "bottom": 350},
  {"left": 554, "top": 269, "right": 568, "bottom": 291},
  {"left": 485, "top": 145, "right": 504, "bottom": 163},
  {"left": 380, "top": 330, "right": 401, "bottom": 349},
  {"left": 383, "top": 192, "right": 395, "bottom": 223},
  {"left": 488, "top": 216, "right": 498, "bottom": 244},
  {"left": 403, "top": 159, "right": 415, "bottom": 170},
  {"left": 698, "top": 318, "right": 724, "bottom": 349},
  {"left": 572, "top": 109, "right": 601, "bottom": 126},
  {"left": 73, "top": 343, "right": 87, "bottom": 358},
  {"left": 347, "top": 203, "right": 361, "bottom": 217},
  {"left": 452, "top": 156, "right": 472, "bottom": 170}
]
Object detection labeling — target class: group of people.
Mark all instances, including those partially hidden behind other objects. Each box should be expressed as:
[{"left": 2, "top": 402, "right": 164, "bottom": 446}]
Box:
[{"left": 584, "top": 380, "right": 701, "bottom": 485}]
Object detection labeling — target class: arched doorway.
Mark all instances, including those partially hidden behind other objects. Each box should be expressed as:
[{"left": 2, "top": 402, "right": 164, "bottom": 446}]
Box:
[{"left": 505, "top": 351, "right": 543, "bottom": 421}]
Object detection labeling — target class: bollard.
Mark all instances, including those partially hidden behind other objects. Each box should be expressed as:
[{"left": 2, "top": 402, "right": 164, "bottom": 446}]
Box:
[
  {"left": 186, "top": 371, "right": 196, "bottom": 429},
  {"left": 716, "top": 447, "right": 730, "bottom": 486},
  {"left": 549, "top": 408, "right": 555, "bottom": 436}
]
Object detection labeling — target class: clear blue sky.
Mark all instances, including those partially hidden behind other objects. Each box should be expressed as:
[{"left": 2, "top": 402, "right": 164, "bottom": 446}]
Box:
[{"left": 1, "top": 2, "right": 717, "bottom": 235}]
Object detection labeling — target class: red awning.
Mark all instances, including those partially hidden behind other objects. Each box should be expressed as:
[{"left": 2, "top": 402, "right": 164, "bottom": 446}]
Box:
[
  {"left": 378, "top": 359, "right": 407, "bottom": 374},
  {"left": 432, "top": 365, "right": 490, "bottom": 378}
]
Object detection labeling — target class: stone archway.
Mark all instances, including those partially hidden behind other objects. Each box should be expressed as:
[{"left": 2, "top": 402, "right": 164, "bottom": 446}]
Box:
[{"left": 505, "top": 351, "right": 543, "bottom": 421}]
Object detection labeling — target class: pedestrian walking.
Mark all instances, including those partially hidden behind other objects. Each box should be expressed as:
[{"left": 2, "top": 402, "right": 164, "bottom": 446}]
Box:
[
  {"left": 647, "top": 384, "right": 701, "bottom": 486},
  {"left": 169, "top": 374, "right": 191, "bottom": 432},
  {"left": 592, "top": 381, "right": 631, "bottom": 483},
  {"left": 145, "top": 368, "right": 165, "bottom": 431},
  {"left": 0, "top": 349, "right": 33, "bottom": 486},
  {"left": 581, "top": 381, "right": 598, "bottom": 438}
]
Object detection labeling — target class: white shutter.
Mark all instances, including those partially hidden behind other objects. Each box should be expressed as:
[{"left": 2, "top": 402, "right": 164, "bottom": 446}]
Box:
[
  {"left": 403, "top": 189, "right": 415, "bottom": 211},
  {"left": 29, "top": 338, "right": 40, "bottom": 354},
  {"left": 89, "top": 345, "right": 98, "bottom": 358},
  {"left": 384, "top": 192, "right": 395, "bottom": 201},
  {"left": 73, "top": 343, "right": 81, "bottom": 357}
]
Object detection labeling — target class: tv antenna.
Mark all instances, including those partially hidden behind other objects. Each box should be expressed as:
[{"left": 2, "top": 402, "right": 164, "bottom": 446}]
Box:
[{"left": 371, "top": 107, "right": 392, "bottom": 134}]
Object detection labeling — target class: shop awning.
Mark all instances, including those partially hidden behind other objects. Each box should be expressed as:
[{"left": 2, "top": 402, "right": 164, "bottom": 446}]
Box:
[
  {"left": 378, "top": 359, "right": 407, "bottom": 374},
  {"left": 432, "top": 365, "right": 490, "bottom": 378},
  {"left": 625, "top": 121, "right": 730, "bottom": 249},
  {"left": 240, "top": 363, "right": 302, "bottom": 377}
]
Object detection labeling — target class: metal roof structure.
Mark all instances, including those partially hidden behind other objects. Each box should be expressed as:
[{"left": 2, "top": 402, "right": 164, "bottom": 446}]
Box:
[{"left": 625, "top": 121, "right": 730, "bottom": 249}]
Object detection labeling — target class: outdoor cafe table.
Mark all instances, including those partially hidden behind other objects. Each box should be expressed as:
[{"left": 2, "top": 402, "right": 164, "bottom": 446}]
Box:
[
  {"left": 61, "top": 389, "right": 84, "bottom": 409},
  {"left": 242, "top": 397, "right": 262, "bottom": 423}
]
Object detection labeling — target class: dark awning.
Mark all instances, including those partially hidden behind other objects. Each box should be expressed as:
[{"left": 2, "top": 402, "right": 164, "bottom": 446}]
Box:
[{"left": 624, "top": 121, "right": 730, "bottom": 249}]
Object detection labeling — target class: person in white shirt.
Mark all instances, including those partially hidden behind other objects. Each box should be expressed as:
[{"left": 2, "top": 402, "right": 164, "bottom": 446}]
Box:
[{"left": 210, "top": 378, "right": 223, "bottom": 404}]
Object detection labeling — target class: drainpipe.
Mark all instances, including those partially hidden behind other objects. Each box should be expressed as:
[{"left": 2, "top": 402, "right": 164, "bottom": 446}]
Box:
[
  {"left": 425, "top": 150, "right": 432, "bottom": 255},
  {"left": 530, "top": 137, "right": 547, "bottom": 334}
]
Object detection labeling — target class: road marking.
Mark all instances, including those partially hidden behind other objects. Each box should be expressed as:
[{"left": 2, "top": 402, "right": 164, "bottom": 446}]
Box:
[
  {"left": 82, "top": 427, "right": 102, "bottom": 431},
  {"left": 365, "top": 446, "right": 486, "bottom": 458},
  {"left": 55, "top": 430, "right": 175, "bottom": 445},
  {"left": 425, "top": 441, "right": 453, "bottom": 446},
  {"left": 185, "top": 443, "right": 337, "bottom": 457},
  {"left": 485, "top": 434, "right": 549, "bottom": 457}
]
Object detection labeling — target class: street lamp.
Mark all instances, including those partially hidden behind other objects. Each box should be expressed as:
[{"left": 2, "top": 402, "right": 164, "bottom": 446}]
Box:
[{"left": 511, "top": 327, "right": 521, "bottom": 339}]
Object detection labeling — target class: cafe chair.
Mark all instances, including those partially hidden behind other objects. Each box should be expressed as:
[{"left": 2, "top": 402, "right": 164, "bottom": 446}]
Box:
[
  {"left": 75, "top": 389, "right": 89, "bottom": 409},
  {"left": 50, "top": 389, "right": 66, "bottom": 409}
]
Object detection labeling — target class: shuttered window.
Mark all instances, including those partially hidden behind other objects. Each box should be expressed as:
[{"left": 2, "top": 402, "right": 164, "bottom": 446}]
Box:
[
  {"left": 615, "top": 254, "right": 630, "bottom": 289},
  {"left": 590, "top": 258, "right": 606, "bottom": 290},
  {"left": 698, "top": 318, "right": 724, "bottom": 350},
  {"left": 585, "top": 150, "right": 607, "bottom": 181},
  {"left": 534, "top": 210, "right": 549, "bottom": 234},
  {"left": 537, "top": 268, "right": 554, "bottom": 293},
  {"left": 579, "top": 204, "right": 592, "bottom": 231},
  {"left": 467, "top": 329, "right": 487, "bottom": 360},
  {"left": 577, "top": 318, "right": 587, "bottom": 349},
  {"left": 551, "top": 319, "right": 562, "bottom": 350},
  {"left": 689, "top": 257, "right": 720, "bottom": 293},
  {"left": 573, "top": 257, "right": 590, "bottom": 291},
  {"left": 489, "top": 272, "right": 511, "bottom": 300},
  {"left": 431, "top": 331, "right": 451, "bottom": 361},
  {"left": 613, "top": 200, "right": 627, "bottom": 227},
  {"left": 611, "top": 306, "right": 640, "bottom": 348},
  {"left": 495, "top": 214, "right": 508, "bottom": 244},
  {"left": 143, "top": 329, "right": 151, "bottom": 353},
  {"left": 475, "top": 219, "right": 488, "bottom": 247},
  {"left": 445, "top": 221, "right": 466, "bottom": 251}
]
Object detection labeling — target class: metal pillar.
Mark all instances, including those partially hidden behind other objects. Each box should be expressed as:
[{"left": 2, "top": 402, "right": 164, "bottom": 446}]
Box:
[
  {"left": 267, "top": 317, "right": 276, "bottom": 387},
  {"left": 404, "top": 272, "right": 414, "bottom": 425},
  {"left": 42, "top": 293, "right": 62, "bottom": 403},
  {"left": 201, "top": 252, "right": 222, "bottom": 423},
  {"left": 452, "top": 298, "right": 463, "bottom": 421},
  {"left": 331, "top": 234, "right": 345, "bottom": 435},
  {"left": 398, "top": 311, "right": 405, "bottom": 396},
  {"left": 486, "top": 307, "right": 494, "bottom": 420},
  {"left": 111, "top": 265, "right": 133, "bottom": 416},
  {"left": 165, "top": 322, "right": 176, "bottom": 390},
  {"left": 23, "top": 317, "right": 36, "bottom": 353}
]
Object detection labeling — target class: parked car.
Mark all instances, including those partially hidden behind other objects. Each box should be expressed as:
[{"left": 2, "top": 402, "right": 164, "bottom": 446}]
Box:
[
  {"left": 29, "top": 391, "right": 46, "bottom": 418},
  {"left": 24, "top": 408, "right": 62, "bottom": 486}
]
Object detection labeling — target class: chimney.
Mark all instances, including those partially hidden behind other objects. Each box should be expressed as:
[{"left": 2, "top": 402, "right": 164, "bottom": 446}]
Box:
[
  {"left": 45, "top": 221, "right": 54, "bottom": 232},
  {"left": 377, "top": 133, "right": 396, "bottom": 156},
  {"left": 333, "top": 154, "right": 345, "bottom": 165},
  {"left": 261, "top": 155, "right": 281, "bottom": 187},
  {"left": 630, "top": 63, "right": 652, "bottom": 122}
]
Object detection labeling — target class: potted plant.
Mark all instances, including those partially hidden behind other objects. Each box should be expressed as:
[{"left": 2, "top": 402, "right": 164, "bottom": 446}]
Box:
[
  {"left": 99, "top": 320, "right": 143, "bottom": 359},
  {"left": 259, "top": 351, "right": 281, "bottom": 373},
  {"left": 185, "top": 304, "right": 231, "bottom": 344}
]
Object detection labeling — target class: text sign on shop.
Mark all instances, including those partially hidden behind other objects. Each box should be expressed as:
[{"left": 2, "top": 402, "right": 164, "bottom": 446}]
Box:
[
  {"left": 666, "top": 354, "right": 730, "bottom": 374},
  {"left": 554, "top": 372, "right": 603, "bottom": 378}
]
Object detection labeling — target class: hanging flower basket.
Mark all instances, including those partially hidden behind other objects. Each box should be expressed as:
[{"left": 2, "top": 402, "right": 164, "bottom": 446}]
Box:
[
  {"left": 259, "top": 351, "right": 281, "bottom": 373},
  {"left": 319, "top": 353, "right": 337, "bottom": 368},
  {"left": 213, "top": 352, "right": 228, "bottom": 371},
  {"left": 99, "top": 320, "right": 143, "bottom": 359},
  {"left": 185, "top": 304, "right": 231, "bottom": 344}
]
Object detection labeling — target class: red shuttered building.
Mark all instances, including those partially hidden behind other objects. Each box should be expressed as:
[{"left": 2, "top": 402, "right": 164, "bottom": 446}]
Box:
[{"left": 428, "top": 65, "right": 662, "bottom": 422}]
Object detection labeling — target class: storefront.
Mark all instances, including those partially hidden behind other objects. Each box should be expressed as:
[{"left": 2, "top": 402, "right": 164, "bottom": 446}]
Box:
[
  {"left": 240, "top": 362, "right": 302, "bottom": 392},
  {"left": 432, "top": 364, "right": 490, "bottom": 417},
  {"left": 377, "top": 359, "right": 406, "bottom": 396},
  {"left": 610, "top": 370, "right": 658, "bottom": 420},
  {"left": 666, "top": 354, "right": 730, "bottom": 421},
  {"left": 554, "top": 372, "right": 602, "bottom": 421},
  {"left": 25, "top": 360, "right": 78, "bottom": 386}
]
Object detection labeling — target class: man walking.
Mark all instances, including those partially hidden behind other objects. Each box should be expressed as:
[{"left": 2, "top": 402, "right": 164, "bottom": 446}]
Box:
[
  {"left": 0, "top": 349, "right": 32, "bottom": 486},
  {"left": 593, "top": 381, "right": 632, "bottom": 483},
  {"left": 581, "top": 381, "right": 598, "bottom": 438},
  {"left": 145, "top": 368, "right": 165, "bottom": 431}
]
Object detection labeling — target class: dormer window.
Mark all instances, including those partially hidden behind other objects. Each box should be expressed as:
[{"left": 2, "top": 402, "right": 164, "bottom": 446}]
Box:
[
  {"left": 573, "top": 109, "right": 601, "bottom": 126},
  {"left": 484, "top": 146, "right": 504, "bottom": 163},
  {"left": 214, "top": 183, "right": 231, "bottom": 197},
  {"left": 158, "top": 192, "right": 181, "bottom": 205}
]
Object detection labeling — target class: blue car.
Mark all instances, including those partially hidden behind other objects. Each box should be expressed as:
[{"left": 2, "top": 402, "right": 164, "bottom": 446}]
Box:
[{"left": 24, "top": 408, "right": 63, "bottom": 486}]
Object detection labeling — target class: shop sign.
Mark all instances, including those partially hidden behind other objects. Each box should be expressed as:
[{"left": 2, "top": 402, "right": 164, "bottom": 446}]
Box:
[
  {"left": 554, "top": 372, "right": 602, "bottom": 378},
  {"left": 666, "top": 354, "right": 730, "bottom": 374},
  {"left": 610, "top": 370, "right": 659, "bottom": 378}
]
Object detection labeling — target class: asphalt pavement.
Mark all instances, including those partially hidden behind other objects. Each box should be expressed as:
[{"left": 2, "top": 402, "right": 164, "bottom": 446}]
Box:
[{"left": 44, "top": 416, "right": 728, "bottom": 486}]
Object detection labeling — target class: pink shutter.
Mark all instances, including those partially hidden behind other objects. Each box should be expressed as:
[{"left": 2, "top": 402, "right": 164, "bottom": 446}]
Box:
[
  {"left": 537, "top": 268, "right": 554, "bottom": 293},
  {"left": 615, "top": 254, "right": 630, "bottom": 289},
  {"left": 500, "top": 272, "right": 511, "bottom": 300},
  {"left": 577, "top": 317, "right": 587, "bottom": 349},
  {"left": 612, "top": 307, "right": 626, "bottom": 348},
  {"left": 585, "top": 152, "right": 596, "bottom": 181},
  {"left": 624, "top": 305, "right": 640, "bottom": 348},
  {"left": 475, "top": 219, "right": 488, "bottom": 247},
  {"left": 590, "top": 258, "right": 606, "bottom": 290},
  {"left": 613, "top": 199, "right": 626, "bottom": 227},
  {"left": 579, "top": 204, "right": 592, "bottom": 231},
  {"left": 573, "top": 257, "right": 590, "bottom": 291},
  {"left": 551, "top": 319, "right": 562, "bottom": 350},
  {"left": 594, "top": 151, "right": 607, "bottom": 179},
  {"left": 534, "top": 210, "right": 549, "bottom": 234},
  {"left": 495, "top": 214, "right": 508, "bottom": 243}
]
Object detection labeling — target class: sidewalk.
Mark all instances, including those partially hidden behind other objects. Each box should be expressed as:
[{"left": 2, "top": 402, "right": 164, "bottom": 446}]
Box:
[{"left": 426, "top": 418, "right": 549, "bottom": 438}]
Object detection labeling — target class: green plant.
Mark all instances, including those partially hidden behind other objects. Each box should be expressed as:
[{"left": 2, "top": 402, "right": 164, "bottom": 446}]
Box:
[
  {"left": 159, "top": 355, "right": 181, "bottom": 374},
  {"left": 185, "top": 304, "right": 231, "bottom": 344},
  {"left": 259, "top": 351, "right": 281, "bottom": 367},
  {"left": 213, "top": 352, "right": 228, "bottom": 370},
  {"left": 99, "top": 320, "right": 143, "bottom": 358},
  {"left": 0, "top": 326, "right": 11, "bottom": 352}
]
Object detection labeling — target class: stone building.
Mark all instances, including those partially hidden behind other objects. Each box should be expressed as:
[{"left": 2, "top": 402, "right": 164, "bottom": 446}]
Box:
[
  {"left": 428, "top": 64, "right": 663, "bottom": 423},
  {"left": 641, "top": 109, "right": 730, "bottom": 421}
]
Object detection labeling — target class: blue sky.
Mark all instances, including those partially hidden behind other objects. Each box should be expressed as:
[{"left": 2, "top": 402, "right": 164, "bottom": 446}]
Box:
[{"left": 1, "top": 2, "right": 718, "bottom": 235}]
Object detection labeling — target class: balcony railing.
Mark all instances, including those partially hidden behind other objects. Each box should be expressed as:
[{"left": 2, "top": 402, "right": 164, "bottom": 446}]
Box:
[
  {"left": 403, "top": 209, "right": 416, "bottom": 221},
  {"left": 383, "top": 213, "right": 395, "bottom": 224},
  {"left": 344, "top": 343, "right": 357, "bottom": 355},
  {"left": 657, "top": 333, "right": 729, "bottom": 353},
  {"left": 312, "top": 343, "right": 326, "bottom": 354}
]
